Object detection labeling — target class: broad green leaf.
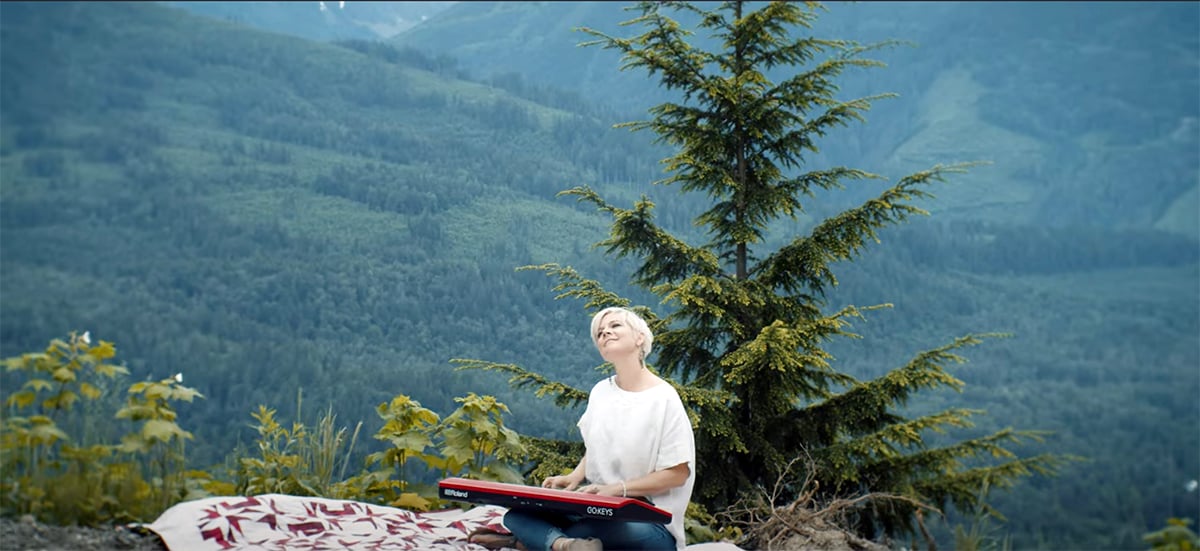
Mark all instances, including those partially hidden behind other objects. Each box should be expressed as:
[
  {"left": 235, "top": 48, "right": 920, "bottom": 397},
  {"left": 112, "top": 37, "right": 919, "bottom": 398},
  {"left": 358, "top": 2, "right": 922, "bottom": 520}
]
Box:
[
  {"left": 4, "top": 356, "right": 27, "bottom": 371},
  {"left": 29, "top": 420, "right": 69, "bottom": 444},
  {"left": 89, "top": 341, "right": 116, "bottom": 360},
  {"left": 119, "top": 433, "right": 149, "bottom": 453},
  {"left": 116, "top": 404, "right": 155, "bottom": 421},
  {"left": 440, "top": 440, "right": 475, "bottom": 464},
  {"left": 21, "top": 377, "right": 53, "bottom": 392},
  {"left": 6, "top": 390, "right": 36, "bottom": 409},
  {"left": 471, "top": 417, "right": 500, "bottom": 436},
  {"left": 364, "top": 450, "right": 390, "bottom": 467},
  {"left": 43, "top": 390, "right": 78, "bottom": 410},
  {"left": 169, "top": 385, "right": 204, "bottom": 402},
  {"left": 482, "top": 463, "right": 524, "bottom": 484},
  {"left": 392, "top": 492, "right": 432, "bottom": 511},
  {"left": 52, "top": 366, "right": 76, "bottom": 382},
  {"left": 421, "top": 454, "right": 448, "bottom": 471},
  {"left": 144, "top": 383, "right": 168, "bottom": 400},
  {"left": 388, "top": 432, "right": 433, "bottom": 455},
  {"left": 95, "top": 363, "right": 130, "bottom": 378},
  {"left": 143, "top": 419, "right": 183, "bottom": 442},
  {"left": 79, "top": 382, "right": 102, "bottom": 400}
]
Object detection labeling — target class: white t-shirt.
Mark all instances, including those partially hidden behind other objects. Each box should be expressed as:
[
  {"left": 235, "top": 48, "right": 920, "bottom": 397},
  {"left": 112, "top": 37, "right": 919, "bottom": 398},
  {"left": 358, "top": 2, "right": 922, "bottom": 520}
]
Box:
[{"left": 577, "top": 376, "right": 696, "bottom": 549}]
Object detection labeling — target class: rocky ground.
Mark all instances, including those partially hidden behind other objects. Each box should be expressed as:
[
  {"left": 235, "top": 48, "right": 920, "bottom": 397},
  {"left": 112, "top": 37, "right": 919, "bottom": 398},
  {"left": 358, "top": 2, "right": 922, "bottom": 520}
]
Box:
[{"left": 0, "top": 515, "right": 168, "bottom": 551}]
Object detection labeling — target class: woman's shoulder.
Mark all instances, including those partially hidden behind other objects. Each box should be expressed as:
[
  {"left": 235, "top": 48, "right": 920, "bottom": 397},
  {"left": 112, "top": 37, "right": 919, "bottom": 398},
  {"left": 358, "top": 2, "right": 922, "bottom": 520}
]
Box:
[
  {"left": 587, "top": 375, "right": 615, "bottom": 395},
  {"left": 649, "top": 375, "right": 684, "bottom": 396}
]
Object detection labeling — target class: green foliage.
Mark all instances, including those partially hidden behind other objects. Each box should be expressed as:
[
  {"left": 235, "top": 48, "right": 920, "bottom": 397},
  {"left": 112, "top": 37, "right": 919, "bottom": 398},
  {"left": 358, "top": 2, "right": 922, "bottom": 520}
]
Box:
[
  {"left": 235, "top": 402, "right": 363, "bottom": 499},
  {"left": 2, "top": 332, "right": 531, "bottom": 523},
  {"left": 4, "top": 331, "right": 126, "bottom": 415},
  {"left": 685, "top": 501, "right": 743, "bottom": 545},
  {"left": 115, "top": 373, "right": 204, "bottom": 514},
  {"left": 1144, "top": 518, "right": 1200, "bottom": 551},
  {"left": 234, "top": 390, "right": 526, "bottom": 512},
  {"left": 356, "top": 394, "right": 440, "bottom": 510},
  {"left": 512, "top": 435, "right": 586, "bottom": 487},
  {"left": 1, "top": 332, "right": 206, "bottom": 525},
  {"left": 434, "top": 393, "right": 527, "bottom": 484},
  {"left": 948, "top": 480, "right": 1012, "bottom": 551},
  {"left": 451, "top": 356, "right": 592, "bottom": 410}
]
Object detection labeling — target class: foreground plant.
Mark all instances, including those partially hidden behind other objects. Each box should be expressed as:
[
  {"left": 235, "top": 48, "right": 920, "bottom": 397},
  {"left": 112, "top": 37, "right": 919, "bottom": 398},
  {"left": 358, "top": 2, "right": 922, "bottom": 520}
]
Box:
[
  {"left": 2, "top": 332, "right": 205, "bottom": 524},
  {"left": 235, "top": 391, "right": 526, "bottom": 512}
]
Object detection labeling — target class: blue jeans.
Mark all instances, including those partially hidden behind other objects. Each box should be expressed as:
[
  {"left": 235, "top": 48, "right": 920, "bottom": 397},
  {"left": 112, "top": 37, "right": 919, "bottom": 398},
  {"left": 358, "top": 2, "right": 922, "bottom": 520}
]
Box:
[{"left": 503, "top": 508, "right": 677, "bottom": 551}]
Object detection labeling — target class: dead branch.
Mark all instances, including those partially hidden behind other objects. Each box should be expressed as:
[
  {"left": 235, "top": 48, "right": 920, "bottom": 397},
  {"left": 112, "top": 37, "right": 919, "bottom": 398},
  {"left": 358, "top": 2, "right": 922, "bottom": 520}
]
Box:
[{"left": 715, "top": 453, "right": 941, "bottom": 550}]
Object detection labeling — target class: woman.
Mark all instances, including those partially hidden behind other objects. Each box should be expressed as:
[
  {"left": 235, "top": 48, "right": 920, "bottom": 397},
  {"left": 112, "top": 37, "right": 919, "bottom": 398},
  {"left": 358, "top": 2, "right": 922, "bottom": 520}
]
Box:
[{"left": 497, "top": 307, "right": 696, "bottom": 551}]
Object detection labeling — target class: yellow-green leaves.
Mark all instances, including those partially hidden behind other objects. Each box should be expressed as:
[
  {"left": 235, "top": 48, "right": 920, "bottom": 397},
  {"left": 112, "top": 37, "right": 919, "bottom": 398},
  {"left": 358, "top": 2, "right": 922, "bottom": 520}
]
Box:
[
  {"left": 3, "top": 331, "right": 127, "bottom": 417},
  {"left": 437, "top": 393, "right": 526, "bottom": 484},
  {"left": 1, "top": 332, "right": 204, "bottom": 526},
  {"left": 79, "top": 382, "right": 102, "bottom": 400},
  {"left": 233, "top": 391, "right": 528, "bottom": 511},
  {"left": 25, "top": 415, "right": 70, "bottom": 446},
  {"left": 391, "top": 492, "right": 432, "bottom": 511},
  {"left": 5, "top": 389, "right": 37, "bottom": 409},
  {"left": 88, "top": 340, "right": 116, "bottom": 360},
  {"left": 52, "top": 366, "right": 76, "bottom": 383},
  {"left": 1143, "top": 517, "right": 1200, "bottom": 551},
  {"left": 364, "top": 394, "right": 440, "bottom": 497}
]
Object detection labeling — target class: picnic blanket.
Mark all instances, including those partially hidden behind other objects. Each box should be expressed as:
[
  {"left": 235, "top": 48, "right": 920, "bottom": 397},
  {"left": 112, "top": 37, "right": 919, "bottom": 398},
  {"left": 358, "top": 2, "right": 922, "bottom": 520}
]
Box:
[
  {"left": 147, "top": 494, "right": 509, "bottom": 550},
  {"left": 145, "top": 494, "right": 747, "bottom": 550}
]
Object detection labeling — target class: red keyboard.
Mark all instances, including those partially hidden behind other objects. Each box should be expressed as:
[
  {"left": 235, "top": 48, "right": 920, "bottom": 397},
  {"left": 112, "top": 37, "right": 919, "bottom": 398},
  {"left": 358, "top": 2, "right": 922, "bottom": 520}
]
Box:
[{"left": 438, "top": 477, "right": 672, "bottom": 524}]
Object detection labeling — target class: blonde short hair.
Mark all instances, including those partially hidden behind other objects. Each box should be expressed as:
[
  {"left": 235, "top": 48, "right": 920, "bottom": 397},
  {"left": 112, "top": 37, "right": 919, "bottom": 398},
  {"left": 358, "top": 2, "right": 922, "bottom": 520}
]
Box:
[{"left": 590, "top": 306, "right": 654, "bottom": 359}]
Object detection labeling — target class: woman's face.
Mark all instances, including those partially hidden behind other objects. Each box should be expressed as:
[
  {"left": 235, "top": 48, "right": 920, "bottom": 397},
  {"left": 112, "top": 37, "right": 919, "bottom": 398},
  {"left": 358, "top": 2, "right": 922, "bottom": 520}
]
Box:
[{"left": 595, "top": 311, "right": 643, "bottom": 362}]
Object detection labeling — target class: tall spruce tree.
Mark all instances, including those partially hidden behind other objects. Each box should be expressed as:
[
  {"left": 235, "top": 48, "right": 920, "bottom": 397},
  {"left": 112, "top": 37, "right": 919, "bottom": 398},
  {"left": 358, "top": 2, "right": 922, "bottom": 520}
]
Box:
[{"left": 456, "top": 0, "right": 1071, "bottom": 541}]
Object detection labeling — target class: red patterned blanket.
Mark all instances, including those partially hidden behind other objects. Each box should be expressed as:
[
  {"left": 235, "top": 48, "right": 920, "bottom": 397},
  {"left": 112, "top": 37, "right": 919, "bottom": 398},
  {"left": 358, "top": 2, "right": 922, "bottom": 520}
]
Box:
[{"left": 147, "top": 494, "right": 510, "bottom": 550}]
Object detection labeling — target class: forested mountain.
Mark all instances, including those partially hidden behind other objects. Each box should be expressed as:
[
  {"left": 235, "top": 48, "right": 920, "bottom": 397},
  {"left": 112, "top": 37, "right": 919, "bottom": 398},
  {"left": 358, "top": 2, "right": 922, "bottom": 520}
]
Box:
[
  {"left": 0, "top": 0, "right": 663, "bottom": 459},
  {"left": 167, "top": 1, "right": 457, "bottom": 41},
  {"left": 395, "top": 1, "right": 1199, "bottom": 236},
  {"left": 1, "top": 2, "right": 1197, "bottom": 550}
]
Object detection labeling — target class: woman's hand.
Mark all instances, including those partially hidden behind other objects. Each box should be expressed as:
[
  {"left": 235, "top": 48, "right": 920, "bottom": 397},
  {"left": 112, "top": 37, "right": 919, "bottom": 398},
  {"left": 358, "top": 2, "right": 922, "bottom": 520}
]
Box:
[
  {"left": 542, "top": 474, "right": 582, "bottom": 491},
  {"left": 577, "top": 483, "right": 622, "bottom": 497}
]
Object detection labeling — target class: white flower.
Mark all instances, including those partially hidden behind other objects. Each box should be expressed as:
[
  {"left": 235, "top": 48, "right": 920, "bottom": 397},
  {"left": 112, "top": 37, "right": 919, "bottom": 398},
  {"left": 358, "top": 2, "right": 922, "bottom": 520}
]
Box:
[
  {"left": 174, "top": 373, "right": 183, "bottom": 383},
  {"left": 80, "top": 331, "right": 91, "bottom": 345},
  {"left": 1187, "top": 480, "right": 1198, "bottom": 493}
]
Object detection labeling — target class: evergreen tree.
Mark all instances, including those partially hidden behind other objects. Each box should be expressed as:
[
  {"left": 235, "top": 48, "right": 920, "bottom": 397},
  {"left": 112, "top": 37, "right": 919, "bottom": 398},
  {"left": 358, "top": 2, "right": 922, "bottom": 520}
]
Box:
[{"left": 456, "top": 0, "right": 1074, "bottom": 542}]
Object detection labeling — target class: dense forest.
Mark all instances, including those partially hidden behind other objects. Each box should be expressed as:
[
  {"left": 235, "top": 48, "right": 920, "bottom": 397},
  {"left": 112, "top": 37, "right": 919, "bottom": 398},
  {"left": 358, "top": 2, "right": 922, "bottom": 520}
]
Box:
[
  {"left": 1, "top": 2, "right": 1197, "bottom": 550},
  {"left": 395, "top": 1, "right": 1199, "bottom": 235}
]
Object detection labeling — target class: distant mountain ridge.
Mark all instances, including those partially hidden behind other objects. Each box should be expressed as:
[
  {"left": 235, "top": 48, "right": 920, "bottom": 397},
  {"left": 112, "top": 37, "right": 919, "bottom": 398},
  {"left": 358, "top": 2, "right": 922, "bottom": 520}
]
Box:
[
  {"left": 392, "top": 1, "right": 1200, "bottom": 237},
  {"left": 166, "top": 1, "right": 457, "bottom": 41}
]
